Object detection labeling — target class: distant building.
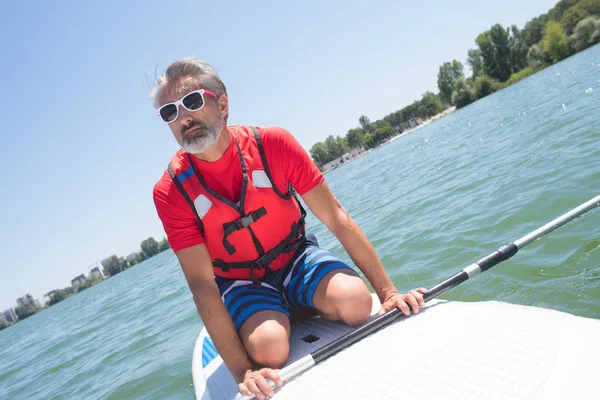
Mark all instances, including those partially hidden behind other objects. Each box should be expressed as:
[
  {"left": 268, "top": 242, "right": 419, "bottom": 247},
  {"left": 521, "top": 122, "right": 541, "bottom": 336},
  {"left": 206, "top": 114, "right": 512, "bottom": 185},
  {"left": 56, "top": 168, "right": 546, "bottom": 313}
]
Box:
[
  {"left": 395, "top": 117, "right": 423, "bottom": 132},
  {"left": 2, "top": 308, "right": 18, "bottom": 323},
  {"left": 322, "top": 149, "right": 361, "bottom": 172},
  {"left": 89, "top": 266, "right": 104, "bottom": 279},
  {"left": 16, "top": 293, "right": 36, "bottom": 307},
  {"left": 45, "top": 289, "right": 60, "bottom": 297},
  {"left": 71, "top": 274, "right": 87, "bottom": 288},
  {"left": 408, "top": 117, "right": 423, "bottom": 128}
]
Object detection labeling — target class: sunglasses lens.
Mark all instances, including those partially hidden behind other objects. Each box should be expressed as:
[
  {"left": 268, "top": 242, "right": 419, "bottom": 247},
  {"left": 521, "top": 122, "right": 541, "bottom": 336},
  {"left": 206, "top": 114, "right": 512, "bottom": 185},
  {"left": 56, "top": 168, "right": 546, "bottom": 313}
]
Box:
[
  {"left": 159, "top": 104, "right": 177, "bottom": 123},
  {"left": 183, "top": 92, "right": 204, "bottom": 111}
]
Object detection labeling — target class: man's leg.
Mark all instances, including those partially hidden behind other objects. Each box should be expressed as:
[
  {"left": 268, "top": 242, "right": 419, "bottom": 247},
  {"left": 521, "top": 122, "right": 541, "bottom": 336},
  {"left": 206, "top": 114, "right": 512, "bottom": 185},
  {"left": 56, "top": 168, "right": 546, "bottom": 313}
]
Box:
[
  {"left": 238, "top": 310, "right": 290, "bottom": 368},
  {"left": 217, "top": 279, "right": 292, "bottom": 368},
  {"left": 283, "top": 244, "right": 372, "bottom": 327},
  {"left": 312, "top": 269, "right": 372, "bottom": 326}
]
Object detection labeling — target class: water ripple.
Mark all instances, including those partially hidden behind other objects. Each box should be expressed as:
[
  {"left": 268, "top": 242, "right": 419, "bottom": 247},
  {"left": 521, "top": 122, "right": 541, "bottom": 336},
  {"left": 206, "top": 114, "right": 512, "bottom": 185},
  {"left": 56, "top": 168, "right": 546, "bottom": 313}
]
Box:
[{"left": 2, "top": 45, "right": 600, "bottom": 400}]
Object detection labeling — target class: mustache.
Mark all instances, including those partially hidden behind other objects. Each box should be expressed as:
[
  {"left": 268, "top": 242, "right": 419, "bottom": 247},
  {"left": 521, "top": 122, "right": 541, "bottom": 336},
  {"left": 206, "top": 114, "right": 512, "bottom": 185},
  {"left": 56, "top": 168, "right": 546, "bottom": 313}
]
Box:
[{"left": 181, "top": 120, "right": 210, "bottom": 136}]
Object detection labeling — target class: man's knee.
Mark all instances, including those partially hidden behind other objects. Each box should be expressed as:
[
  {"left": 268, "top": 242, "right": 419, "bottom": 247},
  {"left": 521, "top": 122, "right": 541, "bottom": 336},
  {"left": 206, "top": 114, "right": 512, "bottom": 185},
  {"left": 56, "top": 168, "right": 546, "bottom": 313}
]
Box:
[
  {"left": 336, "top": 278, "right": 372, "bottom": 326},
  {"left": 240, "top": 312, "right": 290, "bottom": 368},
  {"left": 316, "top": 270, "right": 372, "bottom": 326}
]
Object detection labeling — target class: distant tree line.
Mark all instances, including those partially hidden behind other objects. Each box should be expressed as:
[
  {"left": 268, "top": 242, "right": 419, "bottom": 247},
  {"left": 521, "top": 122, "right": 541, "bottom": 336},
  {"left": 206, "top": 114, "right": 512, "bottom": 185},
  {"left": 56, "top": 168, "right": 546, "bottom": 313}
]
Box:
[
  {"left": 101, "top": 237, "right": 170, "bottom": 277},
  {"left": 48, "top": 236, "right": 170, "bottom": 306},
  {"left": 0, "top": 301, "right": 45, "bottom": 329},
  {"left": 1, "top": 236, "right": 171, "bottom": 330},
  {"left": 439, "top": 0, "right": 600, "bottom": 109},
  {"left": 310, "top": 92, "right": 445, "bottom": 168},
  {"left": 309, "top": 0, "right": 600, "bottom": 169}
]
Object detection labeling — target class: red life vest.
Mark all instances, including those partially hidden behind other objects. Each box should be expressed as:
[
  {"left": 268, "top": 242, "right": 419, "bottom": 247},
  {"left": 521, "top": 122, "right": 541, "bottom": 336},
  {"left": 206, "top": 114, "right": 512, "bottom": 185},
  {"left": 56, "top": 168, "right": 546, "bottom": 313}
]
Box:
[{"left": 167, "top": 126, "right": 306, "bottom": 281}]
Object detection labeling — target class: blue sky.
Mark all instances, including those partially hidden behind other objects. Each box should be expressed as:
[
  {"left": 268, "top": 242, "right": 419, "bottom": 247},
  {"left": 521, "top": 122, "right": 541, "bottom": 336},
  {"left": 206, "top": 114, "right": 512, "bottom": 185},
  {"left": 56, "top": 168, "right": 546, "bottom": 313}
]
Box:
[{"left": 0, "top": 0, "right": 560, "bottom": 310}]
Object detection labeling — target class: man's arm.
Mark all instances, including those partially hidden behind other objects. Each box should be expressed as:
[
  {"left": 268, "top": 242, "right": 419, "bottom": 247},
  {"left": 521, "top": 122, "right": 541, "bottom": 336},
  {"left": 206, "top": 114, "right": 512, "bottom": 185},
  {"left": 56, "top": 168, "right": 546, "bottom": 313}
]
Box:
[
  {"left": 175, "top": 244, "right": 254, "bottom": 381},
  {"left": 301, "top": 180, "right": 426, "bottom": 315}
]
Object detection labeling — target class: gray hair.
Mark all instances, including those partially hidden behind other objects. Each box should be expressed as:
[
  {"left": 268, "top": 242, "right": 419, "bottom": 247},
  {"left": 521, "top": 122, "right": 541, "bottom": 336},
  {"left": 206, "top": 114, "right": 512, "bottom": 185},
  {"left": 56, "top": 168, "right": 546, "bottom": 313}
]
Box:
[{"left": 150, "top": 57, "right": 227, "bottom": 108}]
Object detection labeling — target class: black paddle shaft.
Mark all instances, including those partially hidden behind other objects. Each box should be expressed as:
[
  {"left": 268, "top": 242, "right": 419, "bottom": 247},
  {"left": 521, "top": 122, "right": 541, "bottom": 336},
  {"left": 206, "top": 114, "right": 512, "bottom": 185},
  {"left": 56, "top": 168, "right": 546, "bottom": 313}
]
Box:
[
  {"left": 239, "top": 194, "right": 600, "bottom": 399},
  {"left": 312, "top": 192, "right": 600, "bottom": 364},
  {"left": 313, "top": 242, "right": 518, "bottom": 363}
]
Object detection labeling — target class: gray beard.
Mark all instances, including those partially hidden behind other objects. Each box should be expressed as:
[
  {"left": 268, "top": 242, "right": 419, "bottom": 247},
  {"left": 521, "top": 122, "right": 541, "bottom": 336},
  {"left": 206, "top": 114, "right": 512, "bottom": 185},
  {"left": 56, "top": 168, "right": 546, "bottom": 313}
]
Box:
[{"left": 180, "top": 118, "right": 223, "bottom": 154}]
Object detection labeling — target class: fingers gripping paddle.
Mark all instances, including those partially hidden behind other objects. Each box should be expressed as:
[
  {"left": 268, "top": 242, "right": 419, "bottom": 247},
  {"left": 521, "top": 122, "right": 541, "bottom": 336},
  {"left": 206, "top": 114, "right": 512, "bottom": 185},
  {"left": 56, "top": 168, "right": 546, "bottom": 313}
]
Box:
[{"left": 236, "top": 194, "right": 600, "bottom": 400}]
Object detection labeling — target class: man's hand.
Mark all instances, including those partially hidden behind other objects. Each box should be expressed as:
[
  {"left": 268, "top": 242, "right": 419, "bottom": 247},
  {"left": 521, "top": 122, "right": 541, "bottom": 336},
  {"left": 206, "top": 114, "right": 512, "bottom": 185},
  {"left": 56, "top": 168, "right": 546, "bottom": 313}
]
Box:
[
  {"left": 238, "top": 368, "right": 283, "bottom": 400},
  {"left": 377, "top": 288, "right": 428, "bottom": 316}
]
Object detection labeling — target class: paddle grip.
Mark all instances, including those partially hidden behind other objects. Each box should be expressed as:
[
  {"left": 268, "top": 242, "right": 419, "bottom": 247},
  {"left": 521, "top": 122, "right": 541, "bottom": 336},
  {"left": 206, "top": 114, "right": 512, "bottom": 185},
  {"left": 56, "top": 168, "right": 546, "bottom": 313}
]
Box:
[{"left": 476, "top": 243, "right": 518, "bottom": 271}]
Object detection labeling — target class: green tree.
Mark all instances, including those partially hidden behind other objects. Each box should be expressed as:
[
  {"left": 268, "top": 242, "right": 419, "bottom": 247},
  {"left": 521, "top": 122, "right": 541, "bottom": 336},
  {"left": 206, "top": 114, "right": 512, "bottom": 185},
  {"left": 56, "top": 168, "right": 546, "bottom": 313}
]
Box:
[
  {"left": 476, "top": 24, "right": 512, "bottom": 82},
  {"left": 337, "top": 136, "right": 349, "bottom": 154},
  {"left": 158, "top": 237, "right": 170, "bottom": 252},
  {"left": 76, "top": 276, "right": 103, "bottom": 292},
  {"left": 418, "top": 91, "right": 444, "bottom": 118},
  {"left": 102, "top": 255, "right": 128, "bottom": 276},
  {"left": 505, "top": 67, "right": 538, "bottom": 86},
  {"left": 522, "top": 17, "right": 547, "bottom": 48},
  {"left": 309, "top": 142, "right": 329, "bottom": 166},
  {"left": 345, "top": 128, "right": 365, "bottom": 149},
  {"left": 131, "top": 253, "right": 140, "bottom": 264},
  {"left": 15, "top": 304, "right": 38, "bottom": 320},
  {"left": 141, "top": 237, "right": 160, "bottom": 258},
  {"left": 547, "top": 0, "right": 579, "bottom": 22},
  {"left": 324, "top": 135, "right": 347, "bottom": 160},
  {"left": 437, "top": 60, "right": 464, "bottom": 104},
  {"left": 368, "top": 120, "right": 390, "bottom": 131},
  {"left": 363, "top": 132, "right": 373, "bottom": 148},
  {"left": 383, "top": 109, "right": 404, "bottom": 127},
  {"left": 0, "top": 317, "right": 9, "bottom": 330},
  {"left": 400, "top": 101, "right": 422, "bottom": 120},
  {"left": 358, "top": 116, "right": 371, "bottom": 131},
  {"left": 543, "top": 21, "right": 569, "bottom": 63},
  {"left": 509, "top": 25, "right": 529, "bottom": 72},
  {"left": 578, "top": 0, "right": 600, "bottom": 16},
  {"left": 561, "top": 6, "right": 591, "bottom": 34},
  {"left": 569, "top": 16, "right": 600, "bottom": 51},
  {"left": 370, "top": 126, "right": 396, "bottom": 146},
  {"left": 473, "top": 75, "right": 501, "bottom": 99},
  {"left": 527, "top": 44, "right": 545, "bottom": 68},
  {"left": 49, "top": 290, "right": 70, "bottom": 306},
  {"left": 451, "top": 78, "right": 475, "bottom": 108},
  {"left": 467, "top": 49, "right": 484, "bottom": 79}
]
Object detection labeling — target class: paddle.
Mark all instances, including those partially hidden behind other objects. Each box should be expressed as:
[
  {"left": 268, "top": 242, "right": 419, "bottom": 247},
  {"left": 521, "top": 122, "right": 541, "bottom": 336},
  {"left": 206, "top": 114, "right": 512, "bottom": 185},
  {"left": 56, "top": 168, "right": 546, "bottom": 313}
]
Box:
[{"left": 237, "top": 193, "right": 600, "bottom": 399}]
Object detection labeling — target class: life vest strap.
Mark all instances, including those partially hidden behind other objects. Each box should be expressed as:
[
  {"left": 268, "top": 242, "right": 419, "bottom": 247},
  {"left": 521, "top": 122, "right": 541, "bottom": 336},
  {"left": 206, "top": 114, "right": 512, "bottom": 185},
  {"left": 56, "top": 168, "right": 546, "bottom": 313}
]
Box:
[
  {"left": 222, "top": 207, "right": 268, "bottom": 255},
  {"left": 168, "top": 162, "right": 205, "bottom": 236},
  {"left": 213, "top": 216, "right": 306, "bottom": 275}
]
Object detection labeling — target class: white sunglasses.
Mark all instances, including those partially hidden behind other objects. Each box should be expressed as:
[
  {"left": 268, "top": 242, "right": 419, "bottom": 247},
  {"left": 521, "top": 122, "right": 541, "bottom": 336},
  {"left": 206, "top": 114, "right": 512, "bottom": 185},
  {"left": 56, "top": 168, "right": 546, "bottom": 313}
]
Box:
[{"left": 157, "top": 89, "right": 217, "bottom": 123}]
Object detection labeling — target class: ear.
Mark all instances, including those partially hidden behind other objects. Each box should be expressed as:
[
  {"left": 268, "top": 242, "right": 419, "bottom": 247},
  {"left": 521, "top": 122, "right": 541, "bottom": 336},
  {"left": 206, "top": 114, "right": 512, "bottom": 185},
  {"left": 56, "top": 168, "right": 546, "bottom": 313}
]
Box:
[{"left": 217, "top": 94, "right": 229, "bottom": 120}]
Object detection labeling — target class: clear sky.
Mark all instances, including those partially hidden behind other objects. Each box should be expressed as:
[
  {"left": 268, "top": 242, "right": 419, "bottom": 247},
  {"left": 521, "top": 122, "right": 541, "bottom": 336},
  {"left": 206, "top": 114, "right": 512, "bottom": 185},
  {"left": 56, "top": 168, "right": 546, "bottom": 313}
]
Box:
[{"left": 0, "top": 0, "right": 560, "bottom": 310}]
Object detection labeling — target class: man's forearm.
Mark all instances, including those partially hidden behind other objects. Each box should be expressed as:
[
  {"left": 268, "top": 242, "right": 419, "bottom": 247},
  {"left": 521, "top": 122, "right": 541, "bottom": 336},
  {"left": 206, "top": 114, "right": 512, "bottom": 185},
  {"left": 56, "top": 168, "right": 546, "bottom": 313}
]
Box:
[
  {"left": 194, "top": 283, "right": 254, "bottom": 382},
  {"left": 331, "top": 212, "right": 397, "bottom": 302}
]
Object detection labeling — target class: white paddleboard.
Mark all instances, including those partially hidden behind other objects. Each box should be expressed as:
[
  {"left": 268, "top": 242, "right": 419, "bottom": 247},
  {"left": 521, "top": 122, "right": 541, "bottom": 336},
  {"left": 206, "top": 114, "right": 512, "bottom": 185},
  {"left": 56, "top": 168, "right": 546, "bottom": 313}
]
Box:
[{"left": 193, "top": 294, "right": 600, "bottom": 399}]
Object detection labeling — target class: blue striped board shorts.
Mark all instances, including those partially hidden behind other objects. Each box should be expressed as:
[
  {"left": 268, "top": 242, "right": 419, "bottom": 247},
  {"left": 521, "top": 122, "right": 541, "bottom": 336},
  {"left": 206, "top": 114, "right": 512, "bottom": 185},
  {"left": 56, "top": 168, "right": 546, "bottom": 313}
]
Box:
[{"left": 215, "top": 233, "right": 356, "bottom": 331}]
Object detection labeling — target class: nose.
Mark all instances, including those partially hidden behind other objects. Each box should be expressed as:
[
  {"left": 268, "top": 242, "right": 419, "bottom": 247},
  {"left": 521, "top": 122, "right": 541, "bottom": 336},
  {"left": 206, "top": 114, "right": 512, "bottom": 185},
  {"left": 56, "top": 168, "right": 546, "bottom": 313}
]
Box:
[{"left": 177, "top": 104, "right": 195, "bottom": 126}]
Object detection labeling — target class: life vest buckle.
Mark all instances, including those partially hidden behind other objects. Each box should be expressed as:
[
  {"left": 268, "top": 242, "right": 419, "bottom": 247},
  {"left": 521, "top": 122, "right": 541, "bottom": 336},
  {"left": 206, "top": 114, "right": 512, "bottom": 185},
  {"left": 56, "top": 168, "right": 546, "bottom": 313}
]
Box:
[
  {"left": 239, "top": 214, "right": 255, "bottom": 228},
  {"left": 254, "top": 252, "right": 277, "bottom": 273}
]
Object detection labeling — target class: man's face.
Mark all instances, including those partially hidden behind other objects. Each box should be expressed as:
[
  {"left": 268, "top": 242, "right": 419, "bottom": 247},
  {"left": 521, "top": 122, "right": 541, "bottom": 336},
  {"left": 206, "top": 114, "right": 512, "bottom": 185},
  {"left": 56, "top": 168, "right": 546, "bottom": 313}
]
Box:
[{"left": 158, "top": 76, "right": 226, "bottom": 154}]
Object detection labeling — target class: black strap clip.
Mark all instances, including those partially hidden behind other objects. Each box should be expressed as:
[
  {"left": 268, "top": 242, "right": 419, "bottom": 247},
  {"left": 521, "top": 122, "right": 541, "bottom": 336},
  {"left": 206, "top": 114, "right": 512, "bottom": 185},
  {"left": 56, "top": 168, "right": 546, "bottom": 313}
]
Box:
[
  {"left": 222, "top": 207, "right": 267, "bottom": 255},
  {"left": 238, "top": 214, "right": 256, "bottom": 229},
  {"left": 255, "top": 252, "right": 277, "bottom": 272}
]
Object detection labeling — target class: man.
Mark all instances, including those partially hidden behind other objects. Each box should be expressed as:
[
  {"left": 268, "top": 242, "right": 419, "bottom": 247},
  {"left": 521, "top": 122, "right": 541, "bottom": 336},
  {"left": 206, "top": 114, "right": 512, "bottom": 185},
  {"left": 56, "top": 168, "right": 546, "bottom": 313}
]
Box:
[{"left": 152, "top": 57, "right": 427, "bottom": 400}]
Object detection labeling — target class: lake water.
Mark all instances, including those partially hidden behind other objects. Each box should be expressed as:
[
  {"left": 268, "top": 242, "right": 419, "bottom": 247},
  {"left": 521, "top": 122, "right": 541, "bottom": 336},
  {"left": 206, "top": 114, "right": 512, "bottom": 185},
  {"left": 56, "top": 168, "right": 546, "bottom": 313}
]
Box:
[{"left": 1, "top": 44, "right": 599, "bottom": 399}]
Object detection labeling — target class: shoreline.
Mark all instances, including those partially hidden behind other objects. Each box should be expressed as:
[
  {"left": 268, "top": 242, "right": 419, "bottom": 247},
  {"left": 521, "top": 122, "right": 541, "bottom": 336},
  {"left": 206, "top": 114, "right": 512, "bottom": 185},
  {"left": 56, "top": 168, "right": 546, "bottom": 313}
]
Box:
[{"left": 323, "top": 106, "right": 456, "bottom": 174}]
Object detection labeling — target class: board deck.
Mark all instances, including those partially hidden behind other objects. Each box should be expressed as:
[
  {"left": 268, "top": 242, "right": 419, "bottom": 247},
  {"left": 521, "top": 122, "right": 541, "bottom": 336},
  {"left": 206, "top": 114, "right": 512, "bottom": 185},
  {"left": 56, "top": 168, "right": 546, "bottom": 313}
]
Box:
[{"left": 193, "top": 295, "right": 600, "bottom": 399}]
